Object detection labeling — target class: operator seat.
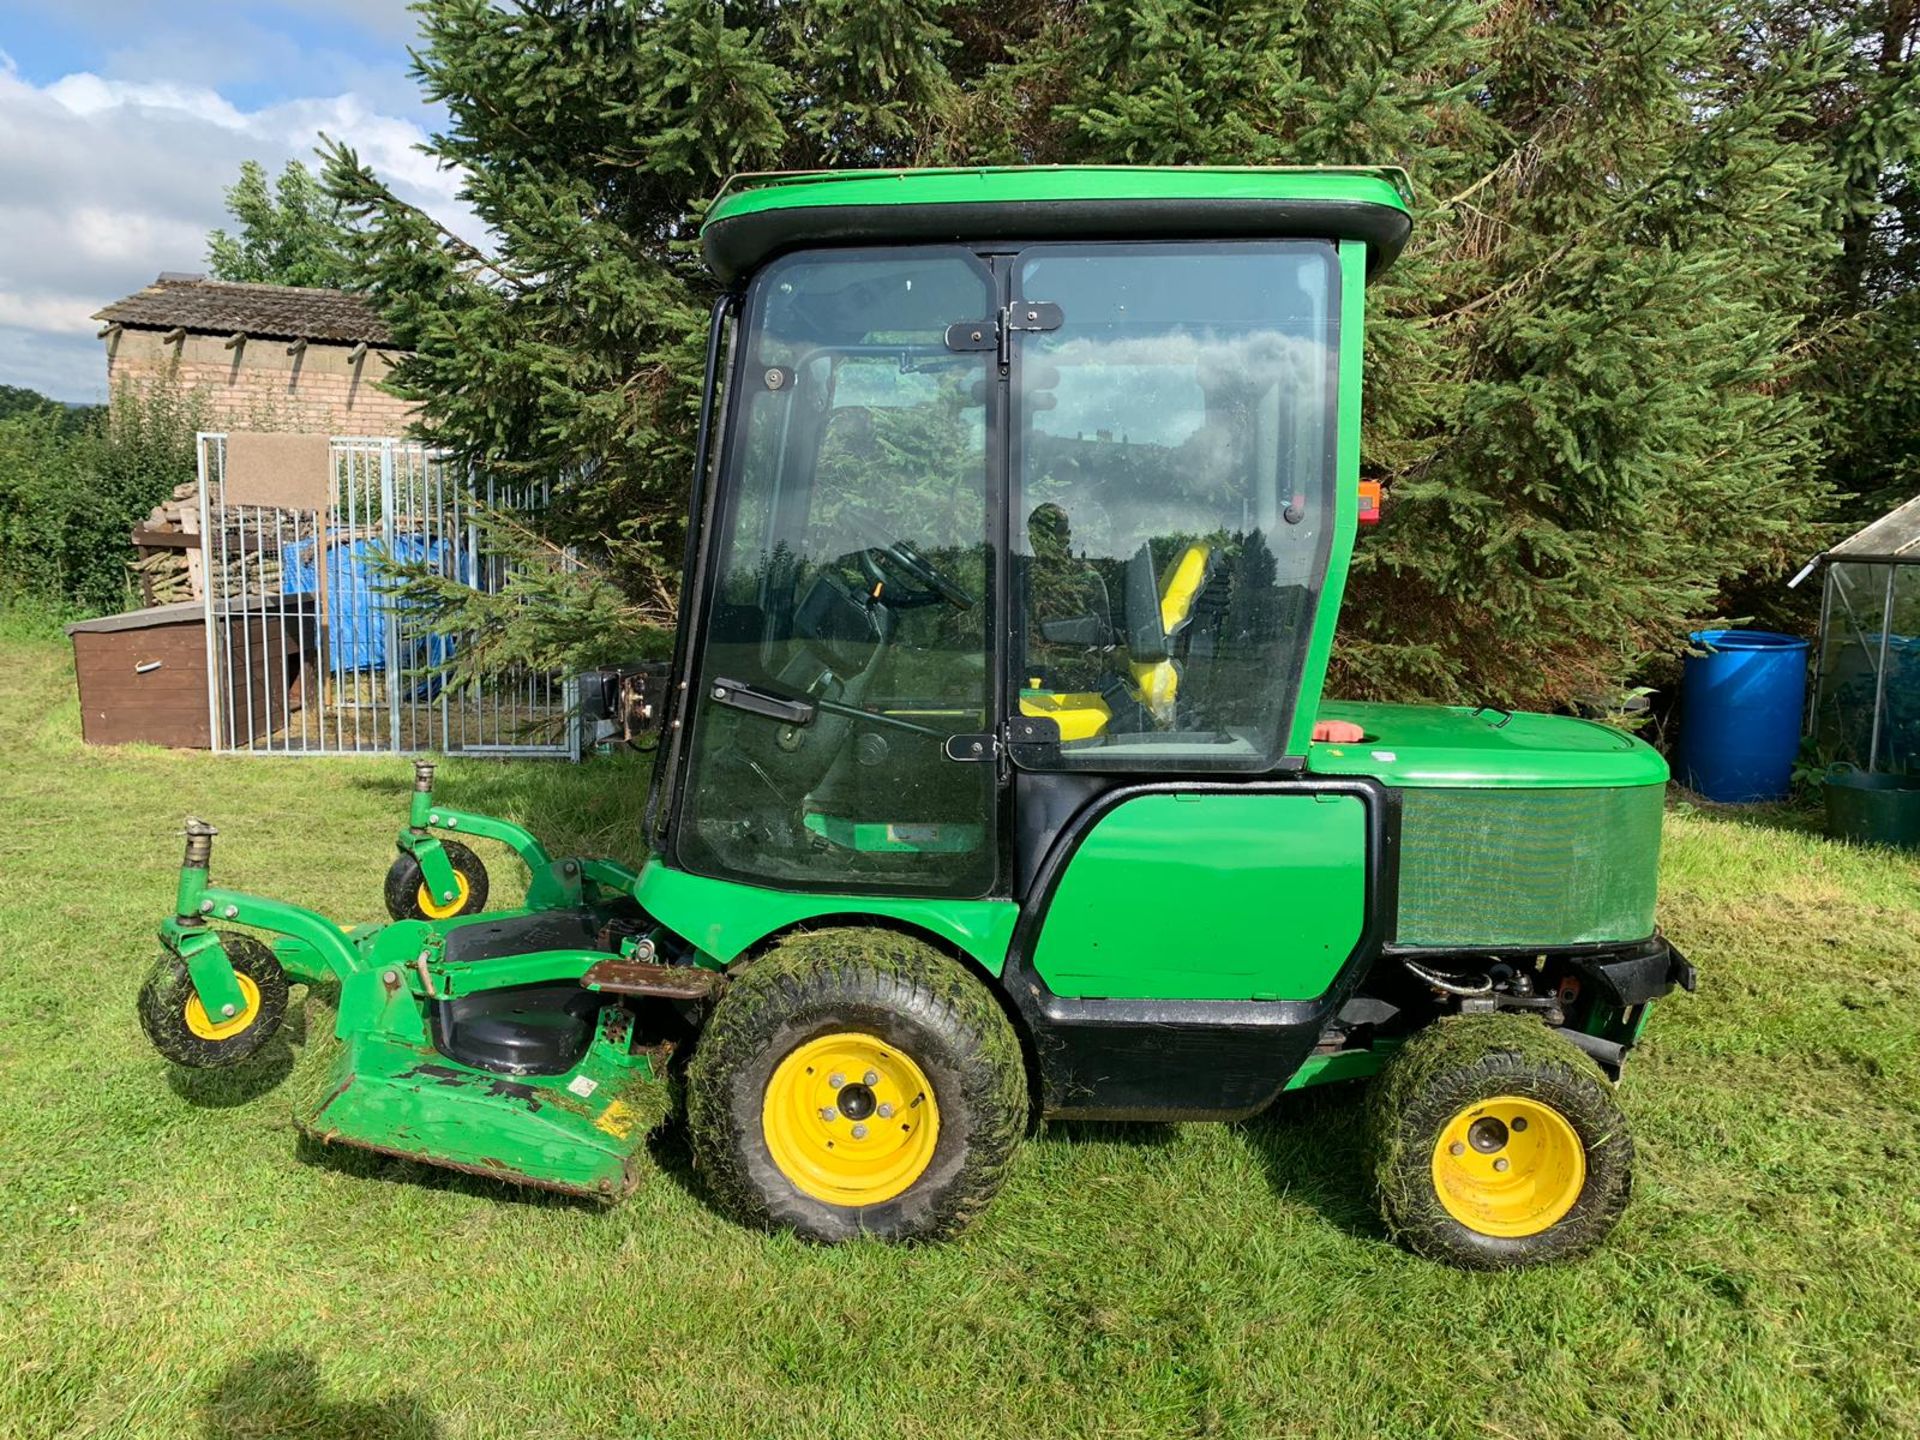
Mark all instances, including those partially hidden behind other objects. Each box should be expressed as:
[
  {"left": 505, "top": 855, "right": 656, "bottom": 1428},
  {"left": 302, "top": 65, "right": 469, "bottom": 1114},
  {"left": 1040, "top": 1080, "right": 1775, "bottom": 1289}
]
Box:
[
  {"left": 1021, "top": 540, "right": 1225, "bottom": 739},
  {"left": 1128, "top": 542, "right": 1225, "bottom": 726}
]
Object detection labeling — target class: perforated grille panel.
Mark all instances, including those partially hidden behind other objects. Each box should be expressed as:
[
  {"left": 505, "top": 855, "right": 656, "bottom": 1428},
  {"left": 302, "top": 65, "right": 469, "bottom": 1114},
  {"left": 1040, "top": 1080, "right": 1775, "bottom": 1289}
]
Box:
[{"left": 1395, "top": 785, "right": 1663, "bottom": 947}]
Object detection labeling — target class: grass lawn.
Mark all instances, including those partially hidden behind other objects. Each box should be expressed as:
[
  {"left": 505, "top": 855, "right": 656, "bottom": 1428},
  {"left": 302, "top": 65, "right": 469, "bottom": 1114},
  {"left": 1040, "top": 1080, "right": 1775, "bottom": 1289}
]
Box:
[{"left": 3, "top": 612, "right": 1919, "bottom": 1440}]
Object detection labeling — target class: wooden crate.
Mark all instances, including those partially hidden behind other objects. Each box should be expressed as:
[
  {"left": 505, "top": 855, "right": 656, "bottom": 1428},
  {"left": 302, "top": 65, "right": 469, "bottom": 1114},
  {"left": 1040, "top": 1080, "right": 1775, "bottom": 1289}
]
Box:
[{"left": 67, "top": 603, "right": 314, "bottom": 749}]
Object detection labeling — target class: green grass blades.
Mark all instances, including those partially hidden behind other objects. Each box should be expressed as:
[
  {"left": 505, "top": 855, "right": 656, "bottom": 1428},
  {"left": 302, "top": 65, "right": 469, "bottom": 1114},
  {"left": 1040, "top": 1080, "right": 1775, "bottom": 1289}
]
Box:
[{"left": 4, "top": 613, "right": 1920, "bottom": 1438}]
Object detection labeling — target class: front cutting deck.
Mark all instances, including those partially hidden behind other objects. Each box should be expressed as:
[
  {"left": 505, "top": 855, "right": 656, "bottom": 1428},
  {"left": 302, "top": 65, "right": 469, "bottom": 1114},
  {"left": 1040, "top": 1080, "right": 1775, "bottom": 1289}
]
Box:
[{"left": 299, "top": 1017, "right": 666, "bottom": 1198}]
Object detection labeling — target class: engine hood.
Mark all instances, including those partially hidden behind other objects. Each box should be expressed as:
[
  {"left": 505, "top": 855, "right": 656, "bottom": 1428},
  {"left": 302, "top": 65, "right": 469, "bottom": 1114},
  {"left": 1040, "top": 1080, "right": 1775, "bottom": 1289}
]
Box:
[{"left": 1307, "top": 701, "right": 1669, "bottom": 790}]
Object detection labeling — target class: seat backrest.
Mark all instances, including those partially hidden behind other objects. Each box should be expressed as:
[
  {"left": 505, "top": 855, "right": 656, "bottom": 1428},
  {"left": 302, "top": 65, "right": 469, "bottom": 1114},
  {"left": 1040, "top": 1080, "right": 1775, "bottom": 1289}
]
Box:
[{"left": 1127, "top": 543, "right": 1219, "bottom": 723}]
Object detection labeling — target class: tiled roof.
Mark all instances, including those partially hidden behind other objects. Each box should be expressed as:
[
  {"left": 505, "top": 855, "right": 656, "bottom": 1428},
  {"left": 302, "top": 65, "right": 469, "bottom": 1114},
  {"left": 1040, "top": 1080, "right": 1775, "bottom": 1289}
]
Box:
[{"left": 93, "top": 275, "right": 391, "bottom": 345}]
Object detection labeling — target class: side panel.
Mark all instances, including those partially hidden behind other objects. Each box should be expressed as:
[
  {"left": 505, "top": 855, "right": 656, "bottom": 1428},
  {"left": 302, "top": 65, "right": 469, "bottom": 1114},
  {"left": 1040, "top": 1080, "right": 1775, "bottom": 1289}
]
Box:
[
  {"left": 1029, "top": 791, "right": 1367, "bottom": 1001},
  {"left": 634, "top": 858, "right": 1020, "bottom": 971}
]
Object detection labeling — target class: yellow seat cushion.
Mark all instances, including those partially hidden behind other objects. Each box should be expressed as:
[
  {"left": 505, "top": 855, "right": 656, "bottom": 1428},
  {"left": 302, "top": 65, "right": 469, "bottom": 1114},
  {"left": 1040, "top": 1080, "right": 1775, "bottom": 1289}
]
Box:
[{"left": 1019, "top": 689, "right": 1112, "bottom": 742}]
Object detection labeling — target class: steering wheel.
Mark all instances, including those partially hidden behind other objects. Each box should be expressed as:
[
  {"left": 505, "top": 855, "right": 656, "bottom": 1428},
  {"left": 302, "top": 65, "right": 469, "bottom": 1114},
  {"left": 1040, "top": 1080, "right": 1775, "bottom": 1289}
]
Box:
[{"left": 845, "top": 511, "right": 976, "bottom": 610}]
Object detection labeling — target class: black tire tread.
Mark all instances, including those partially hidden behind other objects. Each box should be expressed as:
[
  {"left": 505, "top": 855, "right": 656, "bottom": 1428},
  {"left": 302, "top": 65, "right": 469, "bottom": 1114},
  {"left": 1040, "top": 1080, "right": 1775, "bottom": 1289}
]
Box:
[
  {"left": 686, "top": 927, "right": 1027, "bottom": 1243},
  {"left": 1366, "top": 1012, "right": 1634, "bottom": 1270},
  {"left": 138, "top": 932, "right": 290, "bottom": 1069}
]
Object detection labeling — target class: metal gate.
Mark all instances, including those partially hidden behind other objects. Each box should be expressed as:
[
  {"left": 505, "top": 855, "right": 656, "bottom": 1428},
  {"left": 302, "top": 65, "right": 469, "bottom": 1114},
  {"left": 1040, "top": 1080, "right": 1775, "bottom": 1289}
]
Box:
[{"left": 196, "top": 432, "right": 578, "bottom": 757}]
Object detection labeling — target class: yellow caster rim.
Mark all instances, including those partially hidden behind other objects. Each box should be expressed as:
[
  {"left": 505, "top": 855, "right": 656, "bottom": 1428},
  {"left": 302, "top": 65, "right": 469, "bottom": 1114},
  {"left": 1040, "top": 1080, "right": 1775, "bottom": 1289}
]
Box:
[
  {"left": 1431, "top": 1094, "right": 1586, "bottom": 1238},
  {"left": 762, "top": 1031, "right": 940, "bottom": 1205},
  {"left": 416, "top": 869, "right": 471, "bottom": 920},
  {"left": 184, "top": 971, "right": 263, "bottom": 1042}
]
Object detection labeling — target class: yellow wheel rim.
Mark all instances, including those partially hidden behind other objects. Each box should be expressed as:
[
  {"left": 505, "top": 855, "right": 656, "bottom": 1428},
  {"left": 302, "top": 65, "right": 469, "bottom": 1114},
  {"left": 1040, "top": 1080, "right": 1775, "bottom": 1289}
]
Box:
[
  {"left": 762, "top": 1031, "right": 940, "bottom": 1206},
  {"left": 416, "top": 869, "right": 471, "bottom": 920},
  {"left": 1431, "top": 1094, "right": 1586, "bottom": 1238},
  {"left": 184, "top": 971, "right": 263, "bottom": 1042}
]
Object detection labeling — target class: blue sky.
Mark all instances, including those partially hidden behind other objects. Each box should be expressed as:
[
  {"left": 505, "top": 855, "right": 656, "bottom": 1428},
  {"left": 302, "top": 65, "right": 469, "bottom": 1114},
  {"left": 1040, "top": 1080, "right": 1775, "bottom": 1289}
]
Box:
[{"left": 0, "top": 1, "right": 467, "bottom": 402}]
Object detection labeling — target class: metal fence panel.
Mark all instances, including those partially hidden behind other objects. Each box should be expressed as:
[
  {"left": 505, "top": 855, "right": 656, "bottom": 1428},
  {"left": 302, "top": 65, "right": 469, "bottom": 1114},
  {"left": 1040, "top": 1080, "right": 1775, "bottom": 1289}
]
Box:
[{"left": 197, "top": 432, "right": 578, "bottom": 758}]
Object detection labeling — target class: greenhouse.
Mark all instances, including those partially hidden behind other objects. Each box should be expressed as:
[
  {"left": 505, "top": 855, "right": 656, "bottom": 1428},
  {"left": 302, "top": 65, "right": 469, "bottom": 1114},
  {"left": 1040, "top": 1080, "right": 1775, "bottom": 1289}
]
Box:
[{"left": 1809, "top": 494, "right": 1920, "bottom": 774}]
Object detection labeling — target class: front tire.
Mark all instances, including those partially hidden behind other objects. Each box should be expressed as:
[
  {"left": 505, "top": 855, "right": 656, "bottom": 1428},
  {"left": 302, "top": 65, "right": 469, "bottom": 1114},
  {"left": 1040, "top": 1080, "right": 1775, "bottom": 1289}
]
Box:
[
  {"left": 138, "top": 933, "right": 289, "bottom": 1069},
  {"left": 687, "top": 928, "right": 1027, "bottom": 1243},
  {"left": 1367, "top": 1013, "right": 1634, "bottom": 1269}
]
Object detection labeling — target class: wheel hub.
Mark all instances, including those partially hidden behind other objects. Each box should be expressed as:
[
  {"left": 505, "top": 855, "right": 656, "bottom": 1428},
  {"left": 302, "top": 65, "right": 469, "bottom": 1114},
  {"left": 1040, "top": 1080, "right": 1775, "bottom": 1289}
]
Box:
[
  {"left": 762, "top": 1032, "right": 940, "bottom": 1206},
  {"left": 184, "top": 971, "right": 262, "bottom": 1042},
  {"left": 836, "top": 1081, "right": 878, "bottom": 1121},
  {"left": 1430, "top": 1095, "right": 1585, "bottom": 1238}
]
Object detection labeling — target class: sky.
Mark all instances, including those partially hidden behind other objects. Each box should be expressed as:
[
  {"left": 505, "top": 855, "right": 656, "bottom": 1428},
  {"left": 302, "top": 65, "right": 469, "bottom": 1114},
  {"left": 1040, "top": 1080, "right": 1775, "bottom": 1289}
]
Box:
[{"left": 0, "top": 1, "right": 470, "bottom": 403}]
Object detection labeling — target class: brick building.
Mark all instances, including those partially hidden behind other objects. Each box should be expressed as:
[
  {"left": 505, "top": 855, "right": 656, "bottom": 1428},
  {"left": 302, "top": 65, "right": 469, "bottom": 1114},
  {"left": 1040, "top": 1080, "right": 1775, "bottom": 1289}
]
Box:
[{"left": 93, "top": 273, "right": 417, "bottom": 434}]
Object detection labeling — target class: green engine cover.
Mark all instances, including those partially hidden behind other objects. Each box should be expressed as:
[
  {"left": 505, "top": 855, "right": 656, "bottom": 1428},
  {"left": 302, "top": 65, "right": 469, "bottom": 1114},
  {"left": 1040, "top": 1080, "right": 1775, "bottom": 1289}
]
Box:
[
  {"left": 1394, "top": 784, "right": 1664, "bottom": 947},
  {"left": 1030, "top": 790, "right": 1368, "bottom": 1001}
]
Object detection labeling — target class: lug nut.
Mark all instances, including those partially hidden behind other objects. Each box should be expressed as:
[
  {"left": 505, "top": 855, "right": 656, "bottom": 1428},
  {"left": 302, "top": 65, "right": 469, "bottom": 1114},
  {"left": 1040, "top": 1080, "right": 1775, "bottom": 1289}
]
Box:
[
  {"left": 877, "top": 1103, "right": 894, "bottom": 1119},
  {"left": 1493, "top": 1158, "right": 1510, "bottom": 1173},
  {"left": 1449, "top": 1142, "right": 1465, "bottom": 1156},
  {"left": 1512, "top": 1117, "right": 1529, "bottom": 1132},
  {"left": 863, "top": 1070, "right": 879, "bottom": 1086},
  {"left": 819, "top": 1107, "right": 837, "bottom": 1122},
  {"left": 828, "top": 1073, "right": 845, "bottom": 1089},
  {"left": 851, "top": 1124, "right": 868, "bottom": 1140}
]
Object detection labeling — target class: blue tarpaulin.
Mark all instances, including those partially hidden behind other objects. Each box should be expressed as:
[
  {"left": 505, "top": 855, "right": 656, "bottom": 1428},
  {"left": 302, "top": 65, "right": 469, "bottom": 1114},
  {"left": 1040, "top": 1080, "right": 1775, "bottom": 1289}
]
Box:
[{"left": 282, "top": 533, "right": 469, "bottom": 677}]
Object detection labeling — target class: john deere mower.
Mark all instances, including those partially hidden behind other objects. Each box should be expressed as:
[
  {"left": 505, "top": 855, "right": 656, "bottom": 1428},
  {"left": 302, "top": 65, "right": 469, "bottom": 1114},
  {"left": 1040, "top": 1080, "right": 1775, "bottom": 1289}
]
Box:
[{"left": 140, "top": 167, "right": 1692, "bottom": 1268}]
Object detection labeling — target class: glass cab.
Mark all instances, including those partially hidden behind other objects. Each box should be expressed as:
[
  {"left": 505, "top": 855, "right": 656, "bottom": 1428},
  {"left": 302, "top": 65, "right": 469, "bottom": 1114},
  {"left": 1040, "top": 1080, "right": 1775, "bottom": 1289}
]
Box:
[{"left": 674, "top": 240, "right": 1343, "bottom": 898}]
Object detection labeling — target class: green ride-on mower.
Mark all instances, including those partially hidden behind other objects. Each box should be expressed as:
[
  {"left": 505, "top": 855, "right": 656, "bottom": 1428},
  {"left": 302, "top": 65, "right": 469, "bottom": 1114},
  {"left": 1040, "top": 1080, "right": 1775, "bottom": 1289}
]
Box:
[{"left": 140, "top": 167, "right": 1694, "bottom": 1268}]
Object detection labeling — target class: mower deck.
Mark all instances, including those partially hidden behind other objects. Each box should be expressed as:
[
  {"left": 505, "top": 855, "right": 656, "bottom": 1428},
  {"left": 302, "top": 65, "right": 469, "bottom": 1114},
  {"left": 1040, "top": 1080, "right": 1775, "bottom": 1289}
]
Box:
[{"left": 298, "top": 1014, "right": 666, "bottom": 1199}]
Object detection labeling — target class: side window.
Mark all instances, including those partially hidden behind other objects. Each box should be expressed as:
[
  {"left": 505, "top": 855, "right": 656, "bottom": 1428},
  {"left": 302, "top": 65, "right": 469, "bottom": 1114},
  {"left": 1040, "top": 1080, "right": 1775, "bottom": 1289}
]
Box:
[{"left": 1013, "top": 244, "right": 1339, "bottom": 769}]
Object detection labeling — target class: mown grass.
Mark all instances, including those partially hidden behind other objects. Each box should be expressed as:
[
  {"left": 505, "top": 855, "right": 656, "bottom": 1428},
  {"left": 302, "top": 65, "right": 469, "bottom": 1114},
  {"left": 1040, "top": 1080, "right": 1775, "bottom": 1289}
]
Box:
[{"left": 2, "top": 612, "right": 1918, "bottom": 1439}]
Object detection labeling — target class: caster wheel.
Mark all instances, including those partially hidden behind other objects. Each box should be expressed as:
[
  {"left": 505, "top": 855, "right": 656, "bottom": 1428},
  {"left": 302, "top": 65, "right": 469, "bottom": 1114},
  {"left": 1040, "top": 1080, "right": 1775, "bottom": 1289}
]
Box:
[
  {"left": 138, "top": 933, "right": 289, "bottom": 1069},
  {"left": 384, "top": 839, "right": 489, "bottom": 921}
]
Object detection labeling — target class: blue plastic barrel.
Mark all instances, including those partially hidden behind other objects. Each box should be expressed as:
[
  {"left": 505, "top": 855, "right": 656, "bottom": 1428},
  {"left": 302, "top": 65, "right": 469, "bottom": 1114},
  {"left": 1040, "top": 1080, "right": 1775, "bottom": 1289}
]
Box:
[{"left": 1679, "top": 629, "right": 1809, "bottom": 802}]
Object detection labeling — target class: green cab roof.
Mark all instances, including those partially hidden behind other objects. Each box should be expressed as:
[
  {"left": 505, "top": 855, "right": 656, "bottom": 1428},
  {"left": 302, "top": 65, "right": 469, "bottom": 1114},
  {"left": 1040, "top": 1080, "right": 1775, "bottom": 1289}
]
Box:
[{"left": 700, "top": 165, "right": 1413, "bottom": 286}]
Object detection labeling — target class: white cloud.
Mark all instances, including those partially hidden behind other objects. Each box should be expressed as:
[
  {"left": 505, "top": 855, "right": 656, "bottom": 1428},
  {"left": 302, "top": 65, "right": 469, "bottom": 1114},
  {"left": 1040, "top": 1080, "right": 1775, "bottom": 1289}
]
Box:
[{"left": 0, "top": 64, "right": 472, "bottom": 401}]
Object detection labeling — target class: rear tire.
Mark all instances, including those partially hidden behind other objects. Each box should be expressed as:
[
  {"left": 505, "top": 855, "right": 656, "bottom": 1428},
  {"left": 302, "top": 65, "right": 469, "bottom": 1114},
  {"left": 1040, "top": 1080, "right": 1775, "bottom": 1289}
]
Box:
[
  {"left": 1366, "top": 1013, "right": 1633, "bottom": 1269},
  {"left": 687, "top": 927, "right": 1027, "bottom": 1243},
  {"left": 138, "top": 933, "right": 289, "bottom": 1069},
  {"left": 384, "top": 840, "right": 489, "bottom": 922}
]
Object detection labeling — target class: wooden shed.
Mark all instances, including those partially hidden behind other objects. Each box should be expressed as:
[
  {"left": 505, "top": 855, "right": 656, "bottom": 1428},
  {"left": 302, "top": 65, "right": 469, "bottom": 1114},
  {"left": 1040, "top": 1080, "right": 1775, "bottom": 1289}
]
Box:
[{"left": 67, "top": 603, "right": 314, "bottom": 749}]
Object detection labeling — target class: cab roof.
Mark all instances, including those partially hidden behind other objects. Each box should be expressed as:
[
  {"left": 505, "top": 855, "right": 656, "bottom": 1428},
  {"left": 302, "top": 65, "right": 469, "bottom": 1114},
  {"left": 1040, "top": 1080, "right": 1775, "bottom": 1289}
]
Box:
[{"left": 700, "top": 166, "right": 1413, "bottom": 287}]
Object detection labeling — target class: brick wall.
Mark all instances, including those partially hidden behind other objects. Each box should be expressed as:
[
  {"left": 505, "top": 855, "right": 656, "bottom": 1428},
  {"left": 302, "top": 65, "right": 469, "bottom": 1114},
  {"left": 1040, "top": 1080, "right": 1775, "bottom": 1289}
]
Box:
[{"left": 105, "top": 329, "right": 420, "bottom": 435}]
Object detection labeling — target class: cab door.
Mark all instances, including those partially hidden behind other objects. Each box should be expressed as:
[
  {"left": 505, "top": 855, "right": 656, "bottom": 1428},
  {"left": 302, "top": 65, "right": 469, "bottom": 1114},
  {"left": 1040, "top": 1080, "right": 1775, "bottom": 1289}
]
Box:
[
  {"left": 1005, "top": 241, "right": 1364, "bottom": 999},
  {"left": 673, "top": 248, "right": 1002, "bottom": 898}
]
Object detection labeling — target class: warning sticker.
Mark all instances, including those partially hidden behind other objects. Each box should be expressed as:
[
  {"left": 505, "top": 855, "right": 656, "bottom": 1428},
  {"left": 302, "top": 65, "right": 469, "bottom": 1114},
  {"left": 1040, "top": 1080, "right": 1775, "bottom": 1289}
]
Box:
[
  {"left": 595, "top": 1099, "right": 636, "bottom": 1139},
  {"left": 567, "top": 1074, "right": 599, "bottom": 1098}
]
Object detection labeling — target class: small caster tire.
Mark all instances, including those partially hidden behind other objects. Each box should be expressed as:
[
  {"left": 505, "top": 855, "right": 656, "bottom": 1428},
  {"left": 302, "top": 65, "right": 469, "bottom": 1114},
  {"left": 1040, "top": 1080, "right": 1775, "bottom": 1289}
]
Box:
[
  {"left": 138, "top": 933, "right": 290, "bottom": 1069},
  {"left": 1367, "top": 1013, "right": 1634, "bottom": 1270},
  {"left": 384, "top": 839, "right": 489, "bottom": 921},
  {"left": 687, "top": 927, "right": 1028, "bottom": 1244}
]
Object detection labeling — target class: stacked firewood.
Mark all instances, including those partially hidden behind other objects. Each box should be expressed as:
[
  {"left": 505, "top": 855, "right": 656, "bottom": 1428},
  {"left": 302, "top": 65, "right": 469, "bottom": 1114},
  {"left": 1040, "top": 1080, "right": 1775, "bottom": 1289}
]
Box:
[{"left": 129, "top": 481, "right": 204, "bottom": 606}]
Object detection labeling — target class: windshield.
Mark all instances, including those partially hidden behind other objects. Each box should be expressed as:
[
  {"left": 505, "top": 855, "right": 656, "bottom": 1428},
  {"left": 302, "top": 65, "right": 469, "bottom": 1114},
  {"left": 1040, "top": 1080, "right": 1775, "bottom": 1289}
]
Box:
[{"left": 1013, "top": 242, "right": 1340, "bottom": 769}]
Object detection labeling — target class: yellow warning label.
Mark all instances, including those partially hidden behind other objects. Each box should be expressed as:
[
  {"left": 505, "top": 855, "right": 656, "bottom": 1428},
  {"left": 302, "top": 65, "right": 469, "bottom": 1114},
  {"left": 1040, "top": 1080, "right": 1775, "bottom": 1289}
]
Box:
[{"left": 595, "top": 1099, "right": 636, "bottom": 1139}]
